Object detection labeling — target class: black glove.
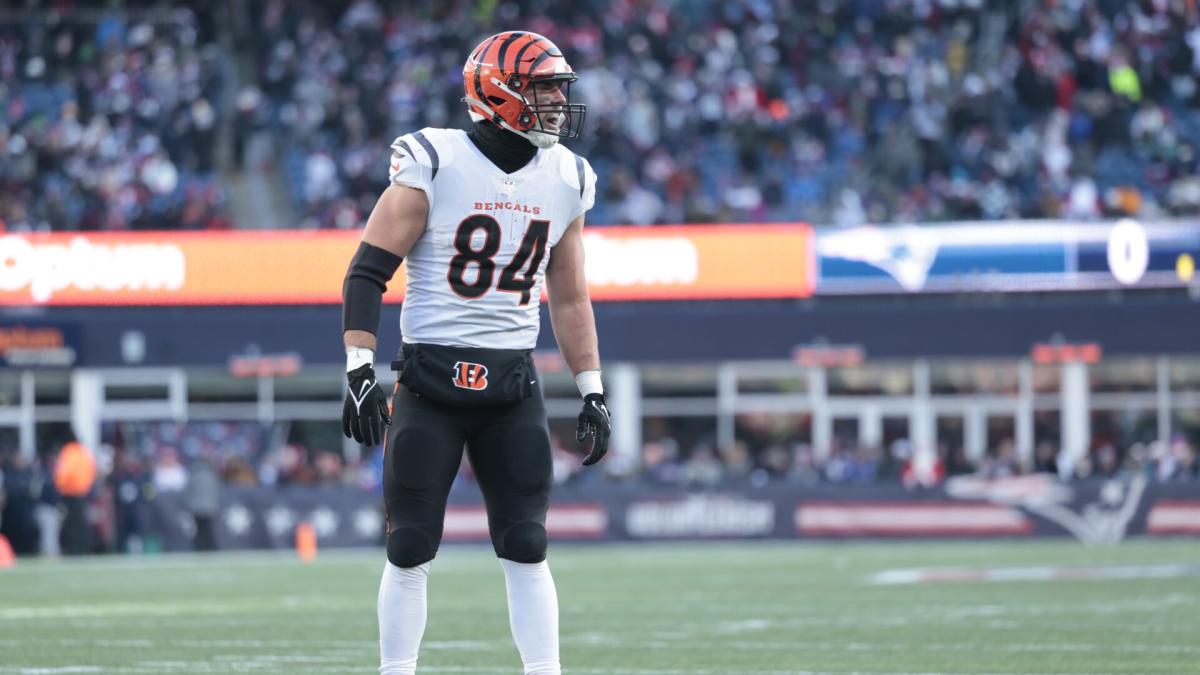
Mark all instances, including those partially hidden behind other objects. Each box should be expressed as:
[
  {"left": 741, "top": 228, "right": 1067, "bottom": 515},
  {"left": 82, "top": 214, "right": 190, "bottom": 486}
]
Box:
[
  {"left": 342, "top": 364, "right": 391, "bottom": 446},
  {"left": 575, "top": 393, "right": 611, "bottom": 466}
]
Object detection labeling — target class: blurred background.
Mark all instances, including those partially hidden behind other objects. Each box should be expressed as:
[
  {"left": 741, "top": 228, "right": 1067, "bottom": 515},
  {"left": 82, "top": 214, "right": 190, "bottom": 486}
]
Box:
[{"left": 1, "top": 0, "right": 1199, "bottom": 557}]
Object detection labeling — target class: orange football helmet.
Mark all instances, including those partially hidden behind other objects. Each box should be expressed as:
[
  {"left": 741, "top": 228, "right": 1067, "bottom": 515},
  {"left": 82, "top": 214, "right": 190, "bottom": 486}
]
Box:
[{"left": 462, "top": 31, "right": 586, "bottom": 148}]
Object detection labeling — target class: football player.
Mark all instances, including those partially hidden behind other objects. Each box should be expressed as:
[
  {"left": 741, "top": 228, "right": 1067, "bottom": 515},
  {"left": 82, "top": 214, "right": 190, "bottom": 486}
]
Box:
[{"left": 340, "top": 31, "right": 610, "bottom": 675}]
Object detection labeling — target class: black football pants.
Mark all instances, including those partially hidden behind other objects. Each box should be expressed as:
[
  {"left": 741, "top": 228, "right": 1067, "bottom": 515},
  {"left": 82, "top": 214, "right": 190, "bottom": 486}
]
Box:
[{"left": 382, "top": 382, "right": 553, "bottom": 568}]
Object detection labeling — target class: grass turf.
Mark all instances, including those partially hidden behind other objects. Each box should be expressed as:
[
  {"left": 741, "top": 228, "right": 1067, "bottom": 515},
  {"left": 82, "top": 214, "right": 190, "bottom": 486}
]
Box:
[{"left": 1, "top": 540, "right": 1197, "bottom": 674}]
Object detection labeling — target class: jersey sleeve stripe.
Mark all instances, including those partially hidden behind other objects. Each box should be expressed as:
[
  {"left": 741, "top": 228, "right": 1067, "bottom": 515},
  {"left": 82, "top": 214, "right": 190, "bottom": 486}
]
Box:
[
  {"left": 574, "top": 155, "right": 586, "bottom": 199},
  {"left": 412, "top": 131, "right": 440, "bottom": 181}
]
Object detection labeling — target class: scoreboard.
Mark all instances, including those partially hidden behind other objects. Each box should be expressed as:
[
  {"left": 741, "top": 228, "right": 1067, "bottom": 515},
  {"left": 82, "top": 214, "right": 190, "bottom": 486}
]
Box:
[{"left": 815, "top": 220, "right": 1199, "bottom": 295}]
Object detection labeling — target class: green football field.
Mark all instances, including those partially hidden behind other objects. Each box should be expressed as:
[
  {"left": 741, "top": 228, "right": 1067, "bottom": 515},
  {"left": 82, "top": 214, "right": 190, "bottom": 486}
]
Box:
[{"left": 1, "top": 540, "right": 1198, "bottom": 674}]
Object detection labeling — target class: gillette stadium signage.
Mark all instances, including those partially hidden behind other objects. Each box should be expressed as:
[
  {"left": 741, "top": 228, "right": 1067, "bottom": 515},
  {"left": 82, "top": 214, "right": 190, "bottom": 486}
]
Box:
[{"left": 815, "top": 220, "right": 1200, "bottom": 295}]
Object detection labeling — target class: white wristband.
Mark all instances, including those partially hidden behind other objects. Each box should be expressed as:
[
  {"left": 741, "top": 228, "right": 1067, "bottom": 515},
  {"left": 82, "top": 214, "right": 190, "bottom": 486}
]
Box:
[
  {"left": 346, "top": 347, "right": 375, "bottom": 372},
  {"left": 575, "top": 370, "right": 603, "bottom": 397}
]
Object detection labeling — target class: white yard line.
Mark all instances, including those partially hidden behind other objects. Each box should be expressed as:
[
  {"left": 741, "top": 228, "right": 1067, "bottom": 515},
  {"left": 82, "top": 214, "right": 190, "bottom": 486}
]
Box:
[
  {"left": 0, "top": 664, "right": 1149, "bottom": 675},
  {"left": 0, "top": 595, "right": 364, "bottom": 620},
  {"left": 423, "top": 640, "right": 508, "bottom": 651},
  {"left": 559, "top": 634, "right": 1200, "bottom": 656},
  {"left": 0, "top": 670, "right": 105, "bottom": 675},
  {"left": 871, "top": 563, "right": 1200, "bottom": 585},
  {"left": 419, "top": 670, "right": 1125, "bottom": 675},
  {"left": 714, "top": 618, "right": 774, "bottom": 633}
]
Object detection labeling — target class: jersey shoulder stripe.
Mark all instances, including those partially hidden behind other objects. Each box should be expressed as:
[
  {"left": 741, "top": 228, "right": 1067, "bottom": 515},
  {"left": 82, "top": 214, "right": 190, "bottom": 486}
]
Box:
[
  {"left": 394, "top": 138, "right": 417, "bottom": 162},
  {"left": 389, "top": 128, "right": 462, "bottom": 192},
  {"left": 573, "top": 154, "right": 585, "bottom": 198},
  {"left": 548, "top": 145, "right": 596, "bottom": 218},
  {"left": 390, "top": 128, "right": 458, "bottom": 170},
  {"left": 411, "top": 130, "right": 441, "bottom": 180}
]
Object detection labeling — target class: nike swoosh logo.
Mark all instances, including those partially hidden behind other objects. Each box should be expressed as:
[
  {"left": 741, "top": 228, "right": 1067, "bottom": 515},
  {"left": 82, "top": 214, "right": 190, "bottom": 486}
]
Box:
[
  {"left": 350, "top": 380, "right": 374, "bottom": 412},
  {"left": 390, "top": 162, "right": 401, "bottom": 172}
]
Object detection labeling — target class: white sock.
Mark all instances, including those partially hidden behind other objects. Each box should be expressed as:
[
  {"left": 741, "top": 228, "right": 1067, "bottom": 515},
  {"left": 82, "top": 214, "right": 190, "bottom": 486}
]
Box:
[
  {"left": 500, "top": 559, "right": 561, "bottom": 675},
  {"left": 378, "top": 561, "right": 430, "bottom": 675}
]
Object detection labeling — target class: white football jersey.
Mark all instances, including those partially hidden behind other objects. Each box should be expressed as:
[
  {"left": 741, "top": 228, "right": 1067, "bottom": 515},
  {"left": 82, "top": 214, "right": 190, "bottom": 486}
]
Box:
[{"left": 388, "top": 127, "right": 596, "bottom": 349}]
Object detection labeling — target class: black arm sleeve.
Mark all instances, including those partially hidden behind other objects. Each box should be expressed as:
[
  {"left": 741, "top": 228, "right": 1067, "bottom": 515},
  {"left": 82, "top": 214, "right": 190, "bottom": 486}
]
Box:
[{"left": 342, "top": 242, "right": 403, "bottom": 334}]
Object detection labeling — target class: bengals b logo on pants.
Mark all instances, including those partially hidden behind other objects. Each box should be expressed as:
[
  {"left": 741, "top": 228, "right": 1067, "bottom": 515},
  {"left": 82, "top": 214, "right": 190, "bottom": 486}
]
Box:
[{"left": 452, "top": 361, "right": 489, "bottom": 390}]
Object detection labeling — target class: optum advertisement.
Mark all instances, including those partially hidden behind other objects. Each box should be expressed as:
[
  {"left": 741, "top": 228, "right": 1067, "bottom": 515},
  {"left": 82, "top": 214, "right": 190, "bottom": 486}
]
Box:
[{"left": 0, "top": 225, "right": 814, "bottom": 305}]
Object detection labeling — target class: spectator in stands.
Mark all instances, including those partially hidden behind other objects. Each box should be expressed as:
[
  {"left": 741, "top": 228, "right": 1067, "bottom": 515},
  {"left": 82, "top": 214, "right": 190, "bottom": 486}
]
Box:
[
  {"left": 680, "top": 444, "right": 724, "bottom": 487},
  {"left": 550, "top": 433, "right": 583, "bottom": 486},
  {"left": 0, "top": 450, "right": 39, "bottom": 555},
  {"left": 1033, "top": 441, "right": 1060, "bottom": 474},
  {"left": 786, "top": 444, "right": 822, "bottom": 486},
  {"left": 152, "top": 446, "right": 188, "bottom": 493},
  {"left": 718, "top": 442, "right": 754, "bottom": 483},
  {"left": 221, "top": 455, "right": 260, "bottom": 486},
  {"left": 1094, "top": 443, "right": 1121, "bottom": 478},
  {"left": 33, "top": 455, "right": 62, "bottom": 557},
  {"left": 110, "top": 449, "right": 150, "bottom": 553},
  {"left": 1156, "top": 435, "right": 1198, "bottom": 482},
  {"left": 53, "top": 432, "right": 96, "bottom": 555},
  {"left": 184, "top": 452, "right": 220, "bottom": 551},
  {"left": 641, "top": 439, "right": 682, "bottom": 486}
]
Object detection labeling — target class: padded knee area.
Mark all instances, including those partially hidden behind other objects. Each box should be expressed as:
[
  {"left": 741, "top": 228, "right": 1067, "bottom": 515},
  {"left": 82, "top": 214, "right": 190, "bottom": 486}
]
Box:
[
  {"left": 387, "top": 527, "right": 437, "bottom": 568},
  {"left": 498, "top": 521, "right": 547, "bottom": 563}
]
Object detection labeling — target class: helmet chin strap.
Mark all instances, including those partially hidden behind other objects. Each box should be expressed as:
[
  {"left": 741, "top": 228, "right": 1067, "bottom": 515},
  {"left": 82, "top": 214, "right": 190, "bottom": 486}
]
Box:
[{"left": 497, "top": 118, "right": 560, "bottom": 149}]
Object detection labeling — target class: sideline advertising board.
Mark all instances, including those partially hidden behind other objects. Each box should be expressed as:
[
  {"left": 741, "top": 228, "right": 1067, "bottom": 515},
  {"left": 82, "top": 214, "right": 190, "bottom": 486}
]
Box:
[
  {"left": 132, "top": 477, "right": 1200, "bottom": 552},
  {"left": 0, "top": 226, "right": 814, "bottom": 305}
]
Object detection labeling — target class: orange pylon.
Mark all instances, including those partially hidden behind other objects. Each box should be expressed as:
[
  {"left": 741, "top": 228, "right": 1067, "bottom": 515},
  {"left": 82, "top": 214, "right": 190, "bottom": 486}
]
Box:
[
  {"left": 295, "top": 522, "right": 317, "bottom": 563},
  {"left": 0, "top": 534, "right": 16, "bottom": 568}
]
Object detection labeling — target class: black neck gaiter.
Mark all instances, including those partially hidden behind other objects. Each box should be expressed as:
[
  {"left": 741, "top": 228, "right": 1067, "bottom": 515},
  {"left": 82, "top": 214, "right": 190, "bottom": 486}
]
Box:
[{"left": 467, "top": 121, "right": 538, "bottom": 174}]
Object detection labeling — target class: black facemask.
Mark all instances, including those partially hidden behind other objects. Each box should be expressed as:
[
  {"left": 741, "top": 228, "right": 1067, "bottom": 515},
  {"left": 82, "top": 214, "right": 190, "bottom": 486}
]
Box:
[{"left": 467, "top": 121, "right": 538, "bottom": 174}]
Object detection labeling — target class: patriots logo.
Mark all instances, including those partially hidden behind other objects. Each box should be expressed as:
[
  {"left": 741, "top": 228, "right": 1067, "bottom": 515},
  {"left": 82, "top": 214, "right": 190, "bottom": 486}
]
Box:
[{"left": 818, "top": 225, "right": 940, "bottom": 291}]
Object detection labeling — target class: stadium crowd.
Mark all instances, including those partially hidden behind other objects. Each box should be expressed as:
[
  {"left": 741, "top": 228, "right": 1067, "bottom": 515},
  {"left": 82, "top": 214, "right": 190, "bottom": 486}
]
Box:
[
  {"left": 252, "top": 0, "right": 1200, "bottom": 228},
  {"left": 0, "top": 4, "right": 230, "bottom": 231},
  {"left": 624, "top": 417, "right": 1199, "bottom": 489},
  {"left": 75, "top": 413, "right": 1196, "bottom": 493},
  {"left": 4, "top": 0, "right": 1200, "bottom": 230}
]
